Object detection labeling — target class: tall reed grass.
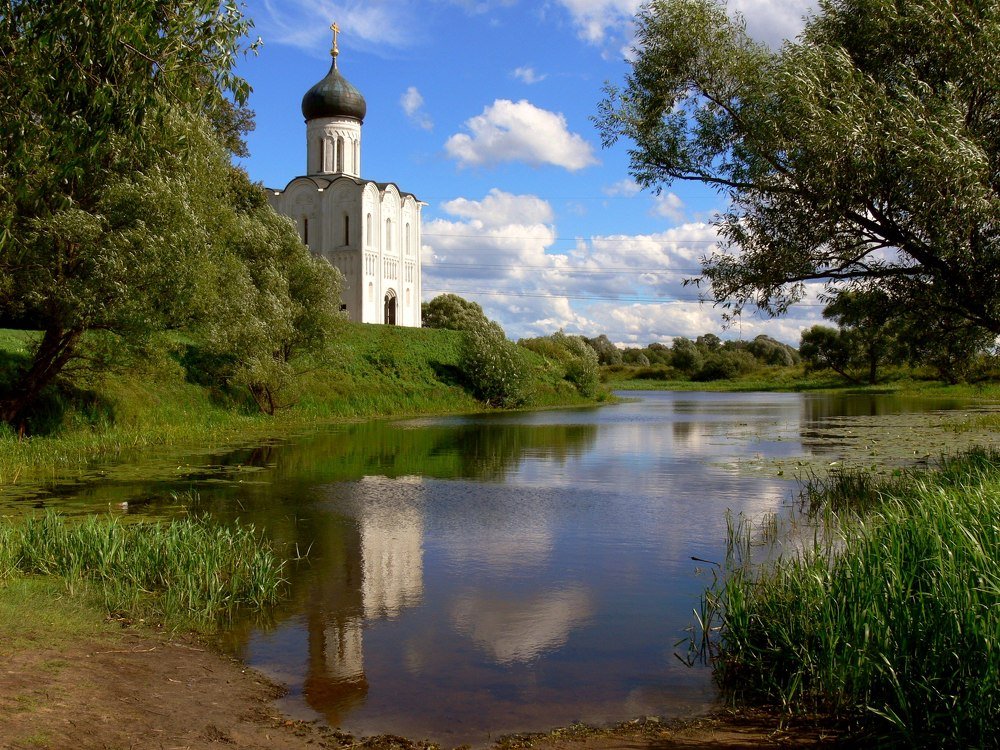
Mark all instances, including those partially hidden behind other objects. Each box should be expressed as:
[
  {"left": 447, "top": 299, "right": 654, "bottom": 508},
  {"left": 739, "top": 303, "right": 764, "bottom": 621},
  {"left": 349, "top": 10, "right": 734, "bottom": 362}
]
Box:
[
  {"left": 0, "top": 511, "right": 285, "bottom": 625},
  {"left": 708, "top": 449, "right": 1000, "bottom": 747}
]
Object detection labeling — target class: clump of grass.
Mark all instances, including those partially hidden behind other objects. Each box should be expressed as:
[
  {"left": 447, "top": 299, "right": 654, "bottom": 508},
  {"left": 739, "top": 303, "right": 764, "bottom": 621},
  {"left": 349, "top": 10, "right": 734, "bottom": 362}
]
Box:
[
  {"left": 0, "top": 511, "right": 285, "bottom": 625},
  {"left": 709, "top": 449, "right": 1000, "bottom": 747}
]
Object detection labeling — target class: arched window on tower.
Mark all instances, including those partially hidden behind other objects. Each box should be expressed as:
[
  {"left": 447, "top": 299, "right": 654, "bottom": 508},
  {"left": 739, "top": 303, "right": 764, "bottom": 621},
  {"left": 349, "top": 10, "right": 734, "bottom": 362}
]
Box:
[
  {"left": 343, "top": 215, "right": 350, "bottom": 246},
  {"left": 366, "top": 213, "right": 372, "bottom": 247},
  {"left": 353, "top": 141, "right": 359, "bottom": 173},
  {"left": 385, "top": 219, "right": 393, "bottom": 252},
  {"left": 405, "top": 223, "right": 411, "bottom": 255},
  {"left": 336, "top": 137, "right": 345, "bottom": 173},
  {"left": 318, "top": 139, "right": 325, "bottom": 172}
]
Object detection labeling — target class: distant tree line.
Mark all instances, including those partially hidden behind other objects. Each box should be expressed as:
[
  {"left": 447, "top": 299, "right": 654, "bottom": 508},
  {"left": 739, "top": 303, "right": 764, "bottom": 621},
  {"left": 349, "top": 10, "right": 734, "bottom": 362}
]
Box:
[
  {"left": 583, "top": 333, "right": 800, "bottom": 382},
  {"left": 799, "top": 289, "right": 997, "bottom": 385}
]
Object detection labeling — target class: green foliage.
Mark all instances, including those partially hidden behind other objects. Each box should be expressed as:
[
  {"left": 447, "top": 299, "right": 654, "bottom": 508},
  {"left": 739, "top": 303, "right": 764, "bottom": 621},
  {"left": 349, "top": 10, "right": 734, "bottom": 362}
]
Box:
[
  {"left": 799, "top": 289, "right": 992, "bottom": 385},
  {"left": 521, "top": 331, "right": 601, "bottom": 397},
  {"left": 194, "top": 170, "right": 344, "bottom": 414},
  {"left": 693, "top": 349, "right": 758, "bottom": 381},
  {"left": 598, "top": 0, "right": 1000, "bottom": 334},
  {"left": 0, "top": 1, "right": 269, "bottom": 428},
  {"left": 460, "top": 320, "right": 530, "bottom": 408},
  {"left": 584, "top": 334, "right": 623, "bottom": 366},
  {"left": 1, "top": 510, "right": 284, "bottom": 625},
  {"left": 422, "top": 293, "right": 491, "bottom": 331},
  {"left": 709, "top": 450, "right": 1000, "bottom": 746},
  {"left": 800, "top": 325, "right": 856, "bottom": 381},
  {"left": 670, "top": 337, "right": 703, "bottom": 374},
  {"left": 747, "top": 336, "right": 800, "bottom": 367}
]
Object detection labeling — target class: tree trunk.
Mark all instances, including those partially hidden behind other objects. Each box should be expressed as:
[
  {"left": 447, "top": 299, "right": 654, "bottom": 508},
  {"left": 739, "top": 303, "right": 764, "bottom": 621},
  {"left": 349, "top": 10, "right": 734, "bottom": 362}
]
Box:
[{"left": 0, "top": 326, "right": 82, "bottom": 432}]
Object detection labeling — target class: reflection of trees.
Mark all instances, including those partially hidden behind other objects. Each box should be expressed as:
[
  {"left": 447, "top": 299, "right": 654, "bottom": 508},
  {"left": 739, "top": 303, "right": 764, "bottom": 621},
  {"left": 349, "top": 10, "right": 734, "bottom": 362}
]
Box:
[
  {"left": 801, "top": 394, "right": 967, "bottom": 423},
  {"left": 41, "top": 417, "right": 598, "bottom": 517},
  {"left": 237, "top": 421, "right": 599, "bottom": 485}
]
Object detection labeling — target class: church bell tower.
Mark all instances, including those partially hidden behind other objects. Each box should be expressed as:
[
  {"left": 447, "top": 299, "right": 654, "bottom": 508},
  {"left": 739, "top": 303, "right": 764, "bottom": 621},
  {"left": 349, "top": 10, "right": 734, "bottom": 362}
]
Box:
[{"left": 301, "top": 23, "right": 366, "bottom": 178}]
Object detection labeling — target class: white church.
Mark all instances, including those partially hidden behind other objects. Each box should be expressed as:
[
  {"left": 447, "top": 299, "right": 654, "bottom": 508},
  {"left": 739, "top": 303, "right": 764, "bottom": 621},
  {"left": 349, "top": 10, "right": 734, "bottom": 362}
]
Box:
[{"left": 268, "top": 25, "right": 423, "bottom": 327}]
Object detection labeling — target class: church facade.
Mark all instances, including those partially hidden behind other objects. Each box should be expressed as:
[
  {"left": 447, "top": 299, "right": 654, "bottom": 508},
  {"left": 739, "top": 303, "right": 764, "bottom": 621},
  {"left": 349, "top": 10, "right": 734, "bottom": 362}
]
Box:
[{"left": 267, "top": 27, "right": 423, "bottom": 327}]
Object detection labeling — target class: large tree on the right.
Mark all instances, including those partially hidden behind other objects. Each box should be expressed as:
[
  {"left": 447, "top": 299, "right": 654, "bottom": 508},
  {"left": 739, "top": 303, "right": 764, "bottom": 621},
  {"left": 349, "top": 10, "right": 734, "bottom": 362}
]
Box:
[{"left": 597, "top": 0, "right": 1000, "bottom": 331}]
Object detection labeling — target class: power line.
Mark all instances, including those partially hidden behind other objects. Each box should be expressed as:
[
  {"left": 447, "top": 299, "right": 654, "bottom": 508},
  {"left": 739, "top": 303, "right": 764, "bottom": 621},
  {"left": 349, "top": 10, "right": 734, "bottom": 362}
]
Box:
[
  {"left": 423, "top": 288, "right": 826, "bottom": 306},
  {"left": 425, "top": 262, "right": 704, "bottom": 274},
  {"left": 422, "top": 232, "right": 722, "bottom": 244}
]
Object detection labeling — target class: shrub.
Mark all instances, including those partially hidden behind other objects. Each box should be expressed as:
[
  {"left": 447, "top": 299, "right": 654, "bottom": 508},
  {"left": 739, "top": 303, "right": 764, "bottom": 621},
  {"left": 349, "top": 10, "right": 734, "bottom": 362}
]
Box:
[
  {"left": 460, "top": 320, "right": 529, "bottom": 408},
  {"left": 520, "top": 331, "right": 600, "bottom": 397},
  {"left": 422, "top": 293, "right": 490, "bottom": 331},
  {"left": 693, "top": 349, "right": 758, "bottom": 381}
]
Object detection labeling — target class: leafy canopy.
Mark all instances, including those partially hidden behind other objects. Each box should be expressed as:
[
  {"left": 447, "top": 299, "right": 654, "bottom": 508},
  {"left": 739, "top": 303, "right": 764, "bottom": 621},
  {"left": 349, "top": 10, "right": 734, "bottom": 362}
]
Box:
[
  {"left": 0, "top": 1, "right": 342, "bottom": 427},
  {"left": 597, "top": 0, "right": 1000, "bottom": 332}
]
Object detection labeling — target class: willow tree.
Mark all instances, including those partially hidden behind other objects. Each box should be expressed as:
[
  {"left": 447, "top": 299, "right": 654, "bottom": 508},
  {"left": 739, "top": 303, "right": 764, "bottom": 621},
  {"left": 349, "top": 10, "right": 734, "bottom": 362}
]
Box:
[
  {"left": 0, "top": 1, "right": 331, "bottom": 428},
  {"left": 597, "top": 0, "right": 1000, "bottom": 332}
]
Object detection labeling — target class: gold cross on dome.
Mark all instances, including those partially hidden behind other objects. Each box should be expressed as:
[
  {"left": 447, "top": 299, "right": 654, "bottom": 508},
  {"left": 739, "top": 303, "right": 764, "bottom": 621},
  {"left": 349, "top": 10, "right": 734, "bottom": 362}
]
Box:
[{"left": 330, "top": 22, "right": 340, "bottom": 58}]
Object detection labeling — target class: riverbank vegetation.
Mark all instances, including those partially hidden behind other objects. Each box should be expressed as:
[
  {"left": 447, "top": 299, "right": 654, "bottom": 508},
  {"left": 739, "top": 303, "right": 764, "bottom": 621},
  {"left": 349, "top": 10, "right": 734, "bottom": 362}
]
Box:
[
  {"left": 0, "top": 510, "right": 284, "bottom": 628},
  {"left": 705, "top": 450, "right": 1000, "bottom": 747},
  {"left": 0, "top": 320, "right": 605, "bottom": 486}
]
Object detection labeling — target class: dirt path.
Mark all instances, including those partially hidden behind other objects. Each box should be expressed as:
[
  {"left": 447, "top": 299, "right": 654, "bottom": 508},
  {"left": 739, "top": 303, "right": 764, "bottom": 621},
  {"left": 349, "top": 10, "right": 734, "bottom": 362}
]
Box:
[{"left": 0, "top": 626, "right": 841, "bottom": 750}]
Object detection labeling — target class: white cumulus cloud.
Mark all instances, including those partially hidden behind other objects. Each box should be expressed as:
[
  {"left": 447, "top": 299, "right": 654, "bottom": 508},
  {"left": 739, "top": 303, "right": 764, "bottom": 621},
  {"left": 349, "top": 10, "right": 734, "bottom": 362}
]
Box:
[
  {"left": 652, "top": 192, "right": 685, "bottom": 222},
  {"left": 444, "top": 99, "right": 599, "bottom": 171},
  {"left": 400, "top": 86, "right": 433, "bottom": 130},
  {"left": 555, "top": 0, "right": 640, "bottom": 43},
  {"left": 422, "top": 194, "right": 824, "bottom": 345}
]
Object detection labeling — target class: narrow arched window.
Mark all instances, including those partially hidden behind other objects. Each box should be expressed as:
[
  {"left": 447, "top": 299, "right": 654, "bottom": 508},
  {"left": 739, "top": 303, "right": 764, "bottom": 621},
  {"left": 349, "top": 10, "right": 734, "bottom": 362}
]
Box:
[
  {"left": 302, "top": 216, "right": 309, "bottom": 245},
  {"left": 366, "top": 213, "right": 372, "bottom": 247},
  {"left": 343, "top": 215, "right": 350, "bottom": 246},
  {"left": 385, "top": 219, "right": 392, "bottom": 251},
  {"left": 336, "top": 137, "right": 345, "bottom": 173},
  {"left": 405, "top": 223, "right": 411, "bottom": 255},
  {"left": 353, "top": 141, "right": 359, "bottom": 173},
  {"left": 318, "top": 139, "right": 325, "bottom": 172}
]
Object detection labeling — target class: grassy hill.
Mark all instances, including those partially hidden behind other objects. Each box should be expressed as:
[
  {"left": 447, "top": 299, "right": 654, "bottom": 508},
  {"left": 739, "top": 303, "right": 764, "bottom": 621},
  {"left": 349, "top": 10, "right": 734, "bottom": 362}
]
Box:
[{"left": 0, "top": 323, "right": 605, "bottom": 485}]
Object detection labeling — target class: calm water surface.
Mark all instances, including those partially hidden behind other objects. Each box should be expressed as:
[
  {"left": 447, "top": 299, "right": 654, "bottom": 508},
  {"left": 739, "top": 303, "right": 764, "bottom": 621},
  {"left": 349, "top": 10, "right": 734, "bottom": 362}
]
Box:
[{"left": 12, "top": 391, "right": 988, "bottom": 744}]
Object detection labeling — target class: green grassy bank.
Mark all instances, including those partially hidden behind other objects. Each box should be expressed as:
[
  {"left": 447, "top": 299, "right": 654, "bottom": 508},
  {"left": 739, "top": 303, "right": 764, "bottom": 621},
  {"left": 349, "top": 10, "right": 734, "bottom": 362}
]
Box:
[
  {"left": 0, "top": 323, "right": 605, "bottom": 487},
  {"left": 708, "top": 450, "right": 1000, "bottom": 747},
  {"left": 605, "top": 362, "right": 1000, "bottom": 398}
]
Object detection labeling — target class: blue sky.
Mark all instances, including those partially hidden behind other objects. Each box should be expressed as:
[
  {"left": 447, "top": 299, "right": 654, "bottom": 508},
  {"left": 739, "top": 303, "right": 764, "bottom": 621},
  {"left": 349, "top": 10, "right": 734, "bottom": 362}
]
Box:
[{"left": 234, "top": 0, "right": 819, "bottom": 346}]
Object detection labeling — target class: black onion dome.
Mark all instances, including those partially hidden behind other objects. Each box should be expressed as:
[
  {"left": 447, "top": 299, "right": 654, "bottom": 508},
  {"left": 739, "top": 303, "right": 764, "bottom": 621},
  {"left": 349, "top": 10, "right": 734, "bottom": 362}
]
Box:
[{"left": 301, "top": 62, "right": 367, "bottom": 122}]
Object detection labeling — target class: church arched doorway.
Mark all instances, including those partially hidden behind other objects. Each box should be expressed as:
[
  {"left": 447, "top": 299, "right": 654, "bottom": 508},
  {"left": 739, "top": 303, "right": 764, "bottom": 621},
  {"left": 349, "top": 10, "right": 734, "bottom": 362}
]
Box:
[{"left": 384, "top": 290, "right": 397, "bottom": 325}]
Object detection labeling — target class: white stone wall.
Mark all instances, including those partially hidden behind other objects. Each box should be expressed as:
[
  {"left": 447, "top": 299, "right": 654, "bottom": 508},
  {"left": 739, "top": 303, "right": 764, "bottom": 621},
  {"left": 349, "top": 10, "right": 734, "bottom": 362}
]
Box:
[{"left": 268, "top": 177, "right": 422, "bottom": 328}]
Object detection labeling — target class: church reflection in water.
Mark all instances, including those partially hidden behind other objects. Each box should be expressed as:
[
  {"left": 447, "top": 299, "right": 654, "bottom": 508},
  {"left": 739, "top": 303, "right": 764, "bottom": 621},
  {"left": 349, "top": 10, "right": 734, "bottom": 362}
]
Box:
[{"left": 300, "top": 476, "right": 425, "bottom": 725}]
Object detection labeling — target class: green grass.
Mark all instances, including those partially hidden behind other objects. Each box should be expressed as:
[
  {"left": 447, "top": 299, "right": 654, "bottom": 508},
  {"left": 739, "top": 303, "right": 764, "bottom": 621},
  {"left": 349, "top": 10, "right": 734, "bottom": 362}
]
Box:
[
  {"left": 606, "top": 365, "right": 1000, "bottom": 398},
  {"left": 707, "top": 449, "right": 1000, "bottom": 747},
  {"left": 0, "top": 322, "right": 603, "bottom": 486},
  {"left": 0, "top": 576, "right": 118, "bottom": 654},
  {"left": 0, "top": 510, "right": 285, "bottom": 627}
]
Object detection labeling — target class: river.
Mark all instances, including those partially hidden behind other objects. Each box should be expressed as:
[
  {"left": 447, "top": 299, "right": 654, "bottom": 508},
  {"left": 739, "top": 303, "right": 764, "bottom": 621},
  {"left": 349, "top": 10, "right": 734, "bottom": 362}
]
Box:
[{"left": 10, "top": 390, "right": 996, "bottom": 745}]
